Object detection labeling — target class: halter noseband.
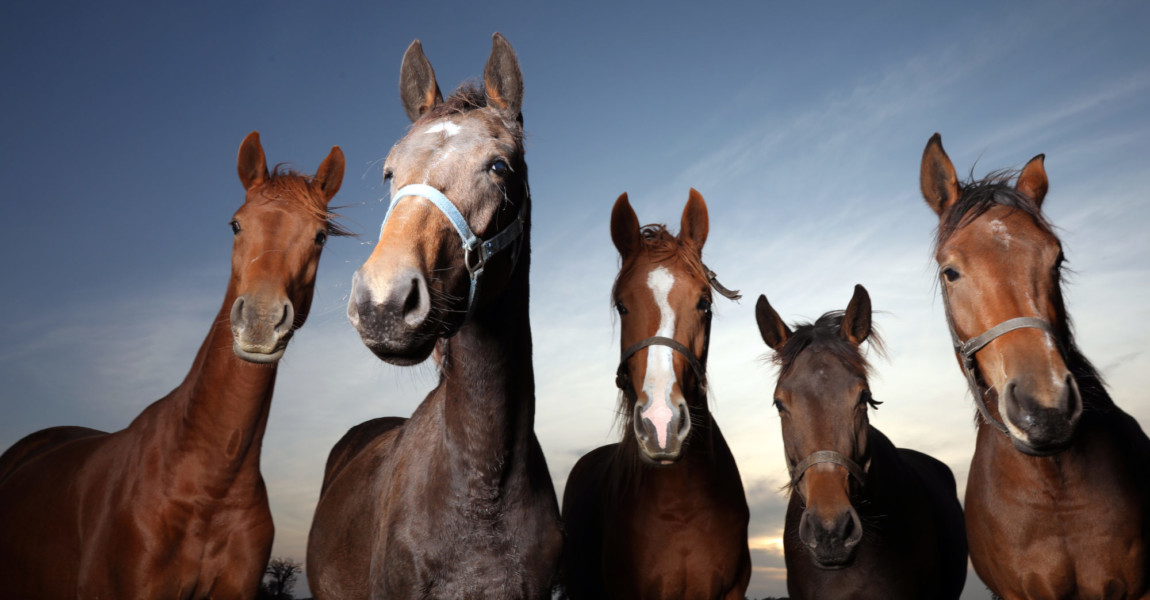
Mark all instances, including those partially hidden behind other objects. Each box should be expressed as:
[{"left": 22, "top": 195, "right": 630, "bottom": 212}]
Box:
[
  {"left": 381, "top": 183, "right": 527, "bottom": 334},
  {"left": 940, "top": 282, "right": 1057, "bottom": 434},
  {"left": 790, "top": 450, "right": 868, "bottom": 495}
]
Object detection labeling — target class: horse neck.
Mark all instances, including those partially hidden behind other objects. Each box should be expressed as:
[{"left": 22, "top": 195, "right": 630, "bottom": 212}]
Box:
[
  {"left": 163, "top": 282, "right": 277, "bottom": 483},
  {"left": 439, "top": 239, "right": 534, "bottom": 495}
]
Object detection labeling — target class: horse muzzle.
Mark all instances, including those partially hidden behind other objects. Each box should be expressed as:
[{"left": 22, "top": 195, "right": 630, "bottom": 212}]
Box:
[
  {"left": 230, "top": 295, "right": 294, "bottom": 364},
  {"left": 347, "top": 267, "right": 438, "bottom": 365}
]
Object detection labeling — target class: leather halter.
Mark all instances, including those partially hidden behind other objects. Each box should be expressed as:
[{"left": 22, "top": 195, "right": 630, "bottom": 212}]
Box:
[
  {"left": 613, "top": 266, "right": 739, "bottom": 398},
  {"left": 790, "top": 450, "right": 867, "bottom": 494},
  {"left": 940, "top": 280, "right": 1057, "bottom": 434},
  {"left": 381, "top": 183, "right": 527, "bottom": 334}
]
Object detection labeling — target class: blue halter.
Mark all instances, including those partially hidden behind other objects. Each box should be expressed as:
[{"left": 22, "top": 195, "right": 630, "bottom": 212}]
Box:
[{"left": 381, "top": 183, "right": 526, "bottom": 331}]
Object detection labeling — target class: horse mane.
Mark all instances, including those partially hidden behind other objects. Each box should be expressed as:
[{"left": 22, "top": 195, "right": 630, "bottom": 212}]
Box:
[
  {"left": 772, "top": 311, "right": 885, "bottom": 381},
  {"left": 256, "top": 165, "right": 353, "bottom": 238},
  {"left": 935, "top": 170, "right": 1112, "bottom": 411}
]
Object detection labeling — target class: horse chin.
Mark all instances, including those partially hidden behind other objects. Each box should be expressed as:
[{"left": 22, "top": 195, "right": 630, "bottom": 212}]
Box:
[
  {"left": 232, "top": 342, "right": 286, "bottom": 365},
  {"left": 1010, "top": 435, "right": 1072, "bottom": 457},
  {"left": 361, "top": 337, "right": 437, "bottom": 366},
  {"left": 636, "top": 445, "right": 683, "bottom": 466},
  {"left": 810, "top": 551, "right": 855, "bottom": 570}
]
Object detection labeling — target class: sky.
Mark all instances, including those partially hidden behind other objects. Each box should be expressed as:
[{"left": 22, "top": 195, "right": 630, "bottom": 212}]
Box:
[{"left": 1, "top": 1, "right": 1148, "bottom": 598}]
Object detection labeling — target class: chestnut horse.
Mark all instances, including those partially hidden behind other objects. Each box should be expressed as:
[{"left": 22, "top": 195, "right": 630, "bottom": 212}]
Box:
[
  {"left": 754, "top": 285, "right": 967, "bottom": 600},
  {"left": 0, "top": 131, "right": 345, "bottom": 599},
  {"left": 307, "top": 34, "right": 562, "bottom": 599},
  {"left": 921, "top": 134, "right": 1150, "bottom": 599},
  {"left": 561, "top": 190, "right": 751, "bottom": 600}
]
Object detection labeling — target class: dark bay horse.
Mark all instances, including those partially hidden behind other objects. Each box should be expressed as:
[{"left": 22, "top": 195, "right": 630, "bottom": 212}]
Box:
[
  {"left": 0, "top": 131, "right": 345, "bottom": 599},
  {"left": 921, "top": 134, "right": 1150, "bottom": 599},
  {"left": 755, "top": 285, "right": 967, "bottom": 599},
  {"left": 561, "top": 190, "right": 751, "bottom": 600},
  {"left": 307, "top": 34, "right": 562, "bottom": 599}
]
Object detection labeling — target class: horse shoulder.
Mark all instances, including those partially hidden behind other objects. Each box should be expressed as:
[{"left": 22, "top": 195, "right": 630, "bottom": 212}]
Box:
[
  {"left": 320, "top": 416, "right": 408, "bottom": 494},
  {"left": 559, "top": 443, "right": 616, "bottom": 600}
]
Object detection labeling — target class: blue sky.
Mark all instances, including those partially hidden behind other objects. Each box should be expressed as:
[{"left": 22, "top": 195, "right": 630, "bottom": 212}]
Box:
[{"left": 2, "top": 2, "right": 1148, "bottom": 597}]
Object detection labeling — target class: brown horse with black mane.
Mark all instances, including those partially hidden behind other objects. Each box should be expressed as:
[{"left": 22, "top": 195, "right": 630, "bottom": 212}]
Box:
[
  {"left": 0, "top": 132, "right": 345, "bottom": 599},
  {"left": 921, "top": 134, "right": 1150, "bottom": 599},
  {"left": 306, "top": 34, "right": 562, "bottom": 599},
  {"left": 561, "top": 191, "right": 751, "bottom": 600},
  {"left": 755, "top": 285, "right": 967, "bottom": 600}
]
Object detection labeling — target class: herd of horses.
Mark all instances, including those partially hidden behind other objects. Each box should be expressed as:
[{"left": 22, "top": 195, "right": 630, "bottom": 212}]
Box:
[{"left": 0, "top": 32, "right": 1147, "bottom": 600}]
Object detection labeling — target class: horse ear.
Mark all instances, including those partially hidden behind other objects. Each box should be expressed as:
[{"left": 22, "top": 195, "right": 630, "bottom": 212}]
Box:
[
  {"left": 1016, "top": 154, "right": 1048, "bottom": 207},
  {"left": 755, "top": 294, "right": 791, "bottom": 350},
  {"left": 920, "top": 133, "right": 960, "bottom": 216},
  {"left": 610, "top": 193, "right": 641, "bottom": 259},
  {"left": 400, "top": 39, "right": 443, "bottom": 122},
  {"left": 679, "top": 188, "right": 709, "bottom": 249},
  {"left": 483, "top": 32, "right": 523, "bottom": 118},
  {"left": 842, "top": 284, "right": 872, "bottom": 345},
  {"left": 237, "top": 131, "right": 269, "bottom": 192},
  {"left": 314, "top": 146, "right": 345, "bottom": 205}
]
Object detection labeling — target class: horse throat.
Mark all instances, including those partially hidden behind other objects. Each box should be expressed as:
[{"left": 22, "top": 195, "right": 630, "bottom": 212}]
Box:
[
  {"left": 439, "top": 242, "right": 534, "bottom": 497},
  {"left": 169, "top": 287, "right": 279, "bottom": 483}
]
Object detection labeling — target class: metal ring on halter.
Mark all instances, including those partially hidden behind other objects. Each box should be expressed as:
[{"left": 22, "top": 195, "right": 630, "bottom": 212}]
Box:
[
  {"left": 940, "top": 283, "right": 1059, "bottom": 434},
  {"left": 380, "top": 183, "right": 527, "bottom": 334},
  {"left": 790, "top": 450, "right": 867, "bottom": 492}
]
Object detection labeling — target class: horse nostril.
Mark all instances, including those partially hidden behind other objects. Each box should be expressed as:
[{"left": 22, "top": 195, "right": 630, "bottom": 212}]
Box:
[
  {"left": 401, "top": 275, "right": 431, "bottom": 327},
  {"left": 1063, "top": 374, "right": 1083, "bottom": 423},
  {"left": 230, "top": 297, "right": 246, "bottom": 328},
  {"left": 676, "top": 402, "right": 690, "bottom": 438},
  {"left": 275, "top": 301, "right": 294, "bottom": 336}
]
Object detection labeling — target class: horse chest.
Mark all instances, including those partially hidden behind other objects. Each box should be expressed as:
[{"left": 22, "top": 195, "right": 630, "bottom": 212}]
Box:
[{"left": 968, "top": 440, "right": 1150, "bottom": 598}]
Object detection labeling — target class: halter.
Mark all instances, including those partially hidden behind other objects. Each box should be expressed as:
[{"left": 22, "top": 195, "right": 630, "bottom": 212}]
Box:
[
  {"left": 613, "top": 266, "right": 739, "bottom": 398},
  {"left": 789, "top": 450, "right": 868, "bottom": 497},
  {"left": 939, "top": 280, "right": 1057, "bottom": 434},
  {"left": 381, "top": 183, "right": 527, "bottom": 333}
]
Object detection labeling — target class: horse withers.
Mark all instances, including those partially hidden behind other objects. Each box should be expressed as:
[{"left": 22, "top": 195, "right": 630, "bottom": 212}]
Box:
[
  {"left": 561, "top": 190, "right": 751, "bottom": 600},
  {"left": 307, "top": 34, "right": 562, "bottom": 599},
  {"left": 921, "top": 133, "right": 1150, "bottom": 599},
  {"left": 755, "top": 285, "right": 967, "bottom": 599},
  {"left": 0, "top": 132, "right": 345, "bottom": 598}
]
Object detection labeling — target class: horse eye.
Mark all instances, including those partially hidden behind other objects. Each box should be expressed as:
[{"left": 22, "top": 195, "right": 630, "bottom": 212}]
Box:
[
  {"left": 697, "top": 297, "right": 712, "bottom": 313},
  {"left": 859, "top": 389, "right": 881, "bottom": 409},
  {"left": 615, "top": 300, "right": 628, "bottom": 315},
  {"left": 490, "top": 160, "right": 510, "bottom": 176},
  {"left": 230, "top": 220, "right": 241, "bottom": 235},
  {"left": 773, "top": 399, "right": 786, "bottom": 413},
  {"left": 383, "top": 169, "right": 393, "bottom": 182},
  {"left": 315, "top": 230, "right": 327, "bottom": 247},
  {"left": 942, "top": 267, "right": 960, "bottom": 282}
]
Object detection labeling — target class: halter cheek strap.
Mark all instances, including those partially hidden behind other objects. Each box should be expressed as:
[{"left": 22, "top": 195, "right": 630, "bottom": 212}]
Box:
[
  {"left": 381, "top": 183, "right": 526, "bottom": 332},
  {"left": 940, "top": 283, "right": 1057, "bottom": 435}
]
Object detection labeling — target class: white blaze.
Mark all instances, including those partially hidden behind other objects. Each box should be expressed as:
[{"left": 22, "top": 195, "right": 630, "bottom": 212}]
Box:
[{"left": 641, "top": 266, "right": 677, "bottom": 448}]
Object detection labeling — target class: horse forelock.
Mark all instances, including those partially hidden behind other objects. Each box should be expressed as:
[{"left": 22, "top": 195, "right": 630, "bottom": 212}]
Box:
[
  {"left": 417, "top": 83, "right": 525, "bottom": 140},
  {"left": 252, "top": 165, "right": 352, "bottom": 237},
  {"left": 772, "top": 311, "right": 883, "bottom": 380}
]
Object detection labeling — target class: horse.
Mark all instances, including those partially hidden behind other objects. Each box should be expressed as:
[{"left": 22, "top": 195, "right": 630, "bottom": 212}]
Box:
[
  {"left": 754, "top": 284, "right": 968, "bottom": 599},
  {"left": 306, "top": 34, "right": 563, "bottom": 599},
  {"left": 0, "top": 131, "right": 346, "bottom": 599},
  {"left": 560, "top": 190, "right": 751, "bottom": 600},
  {"left": 920, "top": 133, "right": 1150, "bottom": 599}
]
